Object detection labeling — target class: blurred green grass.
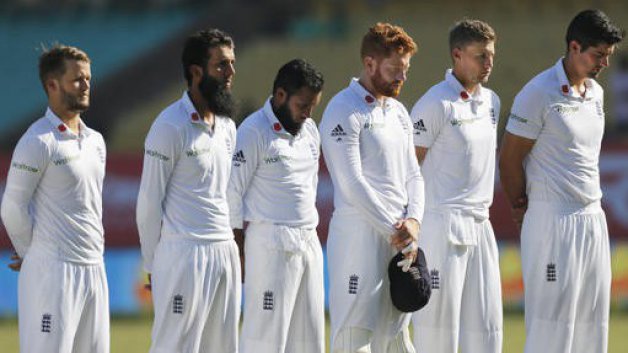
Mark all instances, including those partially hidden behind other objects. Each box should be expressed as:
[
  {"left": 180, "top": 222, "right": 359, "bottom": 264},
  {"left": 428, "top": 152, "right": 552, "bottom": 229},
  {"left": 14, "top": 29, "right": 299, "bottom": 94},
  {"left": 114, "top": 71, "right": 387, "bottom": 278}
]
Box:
[{"left": 1, "top": 312, "right": 628, "bottom": 352}]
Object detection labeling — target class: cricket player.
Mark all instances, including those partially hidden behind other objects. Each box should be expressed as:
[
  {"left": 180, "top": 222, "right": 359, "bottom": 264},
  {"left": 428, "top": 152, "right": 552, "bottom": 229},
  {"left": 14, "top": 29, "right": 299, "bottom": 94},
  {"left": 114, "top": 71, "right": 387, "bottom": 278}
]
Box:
[
  {"left": 1, "top": 45, "right": 109, "bottom": 353},
  {"left": 410, "top": 19, "right": 503, "bottom": 353},
  {"left": 228, "top": 59, "right": 325, "bottom": 353},
  {"left": 136, "top": 29, "right": 240, "bottom": 353},
  {"left": 320, "top": 22, "right": 424, "bottom": 353},
  {"left": 499, "top": 9, "right": 624, "bottom": 353}
]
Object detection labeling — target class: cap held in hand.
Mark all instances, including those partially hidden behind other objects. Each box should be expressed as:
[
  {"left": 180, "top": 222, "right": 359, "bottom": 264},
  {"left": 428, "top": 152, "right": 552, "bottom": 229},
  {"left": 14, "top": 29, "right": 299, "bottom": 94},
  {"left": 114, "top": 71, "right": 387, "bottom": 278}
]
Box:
[{"left": 388, "top": 247, "right": 431, "bottom": 312}]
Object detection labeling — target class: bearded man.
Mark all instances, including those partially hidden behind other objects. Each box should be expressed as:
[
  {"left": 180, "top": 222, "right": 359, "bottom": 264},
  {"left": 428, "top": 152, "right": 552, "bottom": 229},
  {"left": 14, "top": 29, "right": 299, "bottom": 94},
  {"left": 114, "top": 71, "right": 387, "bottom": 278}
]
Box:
[{"left": 136, "top": 29, "right": 240, "bottom": 353}]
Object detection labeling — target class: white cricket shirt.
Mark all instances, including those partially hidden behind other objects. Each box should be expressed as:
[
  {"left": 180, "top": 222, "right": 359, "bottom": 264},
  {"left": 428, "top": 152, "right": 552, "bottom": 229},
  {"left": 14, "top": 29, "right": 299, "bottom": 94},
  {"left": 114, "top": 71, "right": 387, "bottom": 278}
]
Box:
[
  {"left": 136, "top": 92, "right": 236, "bottom": 272},
  {"left": 1, "top": 108, "right": 106, "bottom": 264},
  {"left": 506, "top": 58, "right": 605, "bottom": 206},
  {"left": 412, "top": 69, "right": 500, "bottom": 219},
  {"left": 320, "top": 78, "right": 424, "bottom": 237},
  {"left": 228, "top": 98, "right": 319, "bottom": 229}
]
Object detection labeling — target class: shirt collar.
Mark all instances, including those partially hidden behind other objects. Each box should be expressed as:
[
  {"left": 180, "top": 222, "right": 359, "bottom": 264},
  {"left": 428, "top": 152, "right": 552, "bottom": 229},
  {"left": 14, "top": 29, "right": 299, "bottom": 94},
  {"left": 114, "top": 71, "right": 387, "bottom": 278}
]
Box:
[
  {"left": 348, "top": 78, "right": 388, "bottom": 108},
  {"left": 181, "top": 91, "right": 220, "bottom": 131},
  {"left": 45, "top": 107, "right": 90, "bottom": 138},
  {"left": 554, "top": 58, "right": 595, "bottom": 100},
  {"left": 263, "top": 97, "right": 300, "bottom": 138},
  {"left": 445, "top": 69, "right": 484, "bottom": 103}
]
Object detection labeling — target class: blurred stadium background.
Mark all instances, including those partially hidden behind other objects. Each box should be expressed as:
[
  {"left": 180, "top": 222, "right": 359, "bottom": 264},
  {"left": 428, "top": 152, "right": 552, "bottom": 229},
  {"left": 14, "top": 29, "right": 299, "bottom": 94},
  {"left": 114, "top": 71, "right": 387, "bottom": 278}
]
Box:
[{"left": 1, "top": 0, "right": 628, "bottom": 351}]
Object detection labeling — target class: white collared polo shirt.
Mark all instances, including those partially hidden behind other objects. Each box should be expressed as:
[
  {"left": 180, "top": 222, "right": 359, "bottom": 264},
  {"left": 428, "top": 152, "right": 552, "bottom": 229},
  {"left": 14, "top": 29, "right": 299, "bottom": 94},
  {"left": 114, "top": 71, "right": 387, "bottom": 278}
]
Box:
[
  {"left": 1, "top": 108, "right": 106, "bottom": 264},
  {"left": 411, "top": 69, "right": 500, "bottom": 218},
  {"left": 506, "top": 58, "right": 605, "bottom": 206},
  {"left": 320, "top": 78, "right": 424, "bottom": 237},
  {"left": 228, "top": 98, "right": 320, "bottom": 229},
  {"left": 136, "top": 92, "right": 236, "bottom": 272}
]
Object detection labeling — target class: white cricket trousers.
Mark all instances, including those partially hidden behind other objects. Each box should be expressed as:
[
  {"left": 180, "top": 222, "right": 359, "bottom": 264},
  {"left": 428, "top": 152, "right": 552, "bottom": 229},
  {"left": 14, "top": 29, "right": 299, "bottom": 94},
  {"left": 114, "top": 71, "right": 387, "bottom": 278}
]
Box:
[
  {"left": 411, "top": 209, "right": 502, "bottom": 353},
  {"left": 18, "top": 250, "right": 109, "bottom": 353},
  {"left": 521, "top": 201, "right": 610, "bottom": 353},
  {"left": 328, "top": 213, "right": 415, "bottom": 353},
  {"left": 149, "top": 236, "right": 241, "bottom": 353},
  {"left": 240, "top": 222, "right": 325, "bottom": 353}
]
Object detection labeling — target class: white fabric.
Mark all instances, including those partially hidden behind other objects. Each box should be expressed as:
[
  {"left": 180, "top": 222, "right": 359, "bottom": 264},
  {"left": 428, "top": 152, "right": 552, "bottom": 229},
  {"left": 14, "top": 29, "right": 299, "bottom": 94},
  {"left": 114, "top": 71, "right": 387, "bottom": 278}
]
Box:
[
  {"left": 411, "top": 210, "right": 502, "bottom": 353},
  {"left": 506, "top": 58, "right": 605, "bottom": 206},
  {"left": 149, "top": 237, "right": 241, "bottom": 353},
  {"left": 240, "top": 222, "right": 324, "bottom": 353},
  {"left": 319, "top": 78, "right": 424, "bottom": 238},
  {"left": 18, "top": 249, "right": 109, "bottom": 353},
  {"left": 227, "top": 98, "right": 319, "bottom": 229},
  {"left": 1, "top": 108, "right": 106, "bottom": 263},
  {"left": 333, "top": 327, "right": 415, "bottom": 353},
  {"left": 136, "top": 92, "right": 237, "bottom": 272},
  {"left": 411, "top": 69, "right": 500, "bottom": 221},
  {"left": 520, "top": 201, "right": 610, "bottom": 353},
  {"left": 327, "top": 213, "right": 413, "bottom": 353}
]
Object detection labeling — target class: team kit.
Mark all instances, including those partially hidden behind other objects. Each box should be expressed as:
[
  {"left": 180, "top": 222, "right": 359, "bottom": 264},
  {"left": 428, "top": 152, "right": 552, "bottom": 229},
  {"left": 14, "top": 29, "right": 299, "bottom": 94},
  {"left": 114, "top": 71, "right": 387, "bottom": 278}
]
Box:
[{"left": 1, "top": 8, "right": 624, "bottom": 353}]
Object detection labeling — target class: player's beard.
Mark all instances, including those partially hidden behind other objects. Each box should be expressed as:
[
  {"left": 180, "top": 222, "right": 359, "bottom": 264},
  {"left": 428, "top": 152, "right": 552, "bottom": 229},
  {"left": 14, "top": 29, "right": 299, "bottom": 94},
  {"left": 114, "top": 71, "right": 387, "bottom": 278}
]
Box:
[
  {"left": 372, "top": 69, "right": 403, "bottom": 98},
  {"left": 274, "top": 100, "right": 302, "bottom": 135},
  {"left": 198, "top": 72, "right": 236, "bottom": 118},
  {"left": 60, "top": 86, "right": 89, "bottom": 113}
]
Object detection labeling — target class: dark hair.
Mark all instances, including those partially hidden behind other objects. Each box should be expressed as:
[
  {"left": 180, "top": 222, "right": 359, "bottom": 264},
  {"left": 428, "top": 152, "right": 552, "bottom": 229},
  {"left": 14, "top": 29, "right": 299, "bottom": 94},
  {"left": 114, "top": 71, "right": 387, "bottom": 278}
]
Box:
[
  {"left": 361, "top": 22, "right": 417, "bottom": 59},
  {"left": 182, "top": 29, "right": 234, "bottom": 85},
  {"left": 272, "top": 59, "right": 324, "bottom": 97},
  {"left": 449, "top": 19, "right": 496, "bottom": 52},
  {"left": 38, "top": 44, "right": 90, "bottom": 94},
  {"left": 566, "top": 9, "right": 624, "bottom": 51}
]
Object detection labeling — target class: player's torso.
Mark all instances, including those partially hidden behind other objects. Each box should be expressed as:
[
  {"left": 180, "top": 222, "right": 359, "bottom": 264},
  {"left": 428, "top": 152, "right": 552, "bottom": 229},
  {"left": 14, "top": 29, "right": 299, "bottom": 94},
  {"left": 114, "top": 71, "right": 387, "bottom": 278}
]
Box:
[
  {"left": 255, "top": 128, "right": 319, "bottom": 189},
  {"left": 358, "top": 103, "right": 411, "bottom": 177},
  {"left": 172, "top": 119, "right": 234, "bottom": 197},
  {"left": 424, "top": 96, "right": 498, "bottom": 206},
  {"left": 39, "top": 133, "right": 106, "bottom": 206}
]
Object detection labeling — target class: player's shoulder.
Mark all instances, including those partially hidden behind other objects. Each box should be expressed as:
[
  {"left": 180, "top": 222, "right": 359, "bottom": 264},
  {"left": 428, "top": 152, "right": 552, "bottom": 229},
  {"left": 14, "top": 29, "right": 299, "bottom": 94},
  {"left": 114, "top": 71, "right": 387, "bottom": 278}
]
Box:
[
  {"left": 237, "top": 108, "right": 268, "bottom": 137},
  {"left": 411, "top": 82, "right": 449, "bottom": 116},
  {"left": 324, "top": 87, "right": 358, "bottom": 114},
  {"left": 152, "top": 100, "right": 188, "bottom": 131},
  {"left": 514, "top": 69, "right": 554, "bottom": 104},
  {"left": 302, "top": 118, "right": 320, "bottom": 138},
  {"left": 22, "top": 117, "right": 56, "bottom": 145},
  {"left": 481, "top": 86, "right": 501, "bottom": 106},
  {"left": 387, "top": 97, "right": 409, "bottom": 115},
  {"left": 589, "top": 79, "right": 605, "bottom": 98}
]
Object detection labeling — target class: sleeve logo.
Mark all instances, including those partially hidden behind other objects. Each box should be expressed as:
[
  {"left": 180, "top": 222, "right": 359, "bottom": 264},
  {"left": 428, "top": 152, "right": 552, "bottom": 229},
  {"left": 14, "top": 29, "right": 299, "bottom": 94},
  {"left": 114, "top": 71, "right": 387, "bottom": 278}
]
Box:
[
  {"left": 232, "top": 150, "right": 246, "bottom": 166},
  {"left": 413, "top": 119, "right": 427, "bottom": 135},
  {"left": 11, "top": 162, "right": 39, "bottom": 173},
  {"left": 330, "top": 124, "right": 347, "bottom": 142},
  {"left": 508, "top": 113, "right": 528, "bottom": 124},
  {"left": 145, "top": 149, "right": 170, "bottom": 161}
]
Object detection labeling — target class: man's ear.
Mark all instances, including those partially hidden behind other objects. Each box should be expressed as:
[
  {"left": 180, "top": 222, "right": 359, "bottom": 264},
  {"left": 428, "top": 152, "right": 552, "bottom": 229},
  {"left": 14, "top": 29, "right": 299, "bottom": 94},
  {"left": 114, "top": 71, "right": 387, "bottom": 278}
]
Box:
[
  {"left": 274, "top": 87, "right": 288, "bottom": 105},
  {"left": 452, "top": 47, "right": 462, "bottom": 63},
  {"left": 568, "top": 40, "right": 582, "bottom": 55},
  {"left": 190, "top": 64, "right": 204, "bottom": 84},
  {"left": 363, "top": 56, "right": 377, "bottom": 76}
]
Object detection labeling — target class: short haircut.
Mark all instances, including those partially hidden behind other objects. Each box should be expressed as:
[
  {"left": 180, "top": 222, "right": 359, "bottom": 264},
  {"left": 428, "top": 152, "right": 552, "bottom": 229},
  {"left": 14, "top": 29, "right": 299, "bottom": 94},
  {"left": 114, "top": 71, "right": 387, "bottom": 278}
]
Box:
[
  {"left": 449, "top": 19, "right": 496, "bottom": 52},
  {"left": 38, "top": 44, "right": 90, "bottom": 94},
  {"left": 566, "top": 9, "right": 624, "bottom": 51},
  {"left": 182, "top": 29, "right": 234, "bottom": 85},
  {"left": 360, "top": 22, "right": 417, "bottom": 59},
  {"left": 272, "top": 59, "right": 324, "bottom": 97}
]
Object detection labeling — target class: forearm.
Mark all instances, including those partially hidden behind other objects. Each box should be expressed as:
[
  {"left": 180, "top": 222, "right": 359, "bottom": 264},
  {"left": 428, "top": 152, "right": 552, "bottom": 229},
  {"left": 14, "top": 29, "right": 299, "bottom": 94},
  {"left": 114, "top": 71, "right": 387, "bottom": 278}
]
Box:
[
  {"left": 1, "top": 192, "right": 34, "bottom": 258},
  {"left": 499, "top": 159, "right": 528, "bottom": 207}
]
